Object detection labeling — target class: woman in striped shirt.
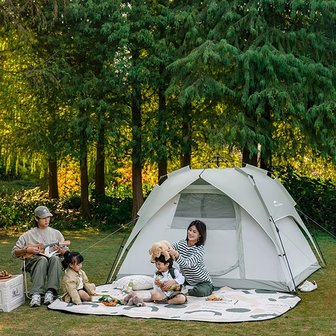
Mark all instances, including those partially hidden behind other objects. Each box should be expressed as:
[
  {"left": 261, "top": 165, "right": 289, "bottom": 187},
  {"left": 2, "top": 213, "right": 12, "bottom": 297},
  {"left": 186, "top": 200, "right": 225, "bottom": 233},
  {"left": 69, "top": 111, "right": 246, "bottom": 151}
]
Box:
[{"left": 168, "top": 220, "right": 214, "bottom": 297}]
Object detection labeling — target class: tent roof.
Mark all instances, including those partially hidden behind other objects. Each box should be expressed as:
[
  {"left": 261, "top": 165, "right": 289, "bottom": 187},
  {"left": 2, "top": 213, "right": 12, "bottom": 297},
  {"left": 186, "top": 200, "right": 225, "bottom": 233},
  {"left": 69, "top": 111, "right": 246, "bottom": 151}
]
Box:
[
  {"left": 134, "top": 165, "right": 301, "bottom": 245},
  {"left": 126, "top": 167, "right": 203, "bottom": 245}
]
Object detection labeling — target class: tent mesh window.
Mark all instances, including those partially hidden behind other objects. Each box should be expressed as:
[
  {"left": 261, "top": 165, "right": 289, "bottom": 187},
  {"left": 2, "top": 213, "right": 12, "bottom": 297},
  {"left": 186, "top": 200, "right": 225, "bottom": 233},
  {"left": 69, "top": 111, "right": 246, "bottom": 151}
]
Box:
[{"left": 171, "top": 190, "right": 237, "bottom": 230}]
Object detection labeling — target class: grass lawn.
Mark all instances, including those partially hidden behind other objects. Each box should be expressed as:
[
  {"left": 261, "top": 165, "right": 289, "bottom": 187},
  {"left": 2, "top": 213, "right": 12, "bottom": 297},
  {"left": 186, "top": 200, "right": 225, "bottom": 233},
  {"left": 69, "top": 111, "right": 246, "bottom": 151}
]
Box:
[
  {"left": 0, "top": 180, "right": 39, "bottom": 195},
  {"left": 0, "top": 230, "right": 335, "bottom": 336}
]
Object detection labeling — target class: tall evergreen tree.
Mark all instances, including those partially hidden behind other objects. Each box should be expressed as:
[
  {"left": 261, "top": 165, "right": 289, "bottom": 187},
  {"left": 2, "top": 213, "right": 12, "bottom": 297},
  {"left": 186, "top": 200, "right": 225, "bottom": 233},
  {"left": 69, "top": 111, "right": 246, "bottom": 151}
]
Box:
[
  {"left": 0, "top": 15, "right": 70, "bottom": 195},
  {"left": 166, "top": 1, "right": 214, "bottom": 168},
  {"left": 121, "top": 0, "right": 173, "bottom": 217},
  {"left": 146, "top": 1, "right": 174, "bottom": 180},
  {"left": 168, "top": 0, "right": 336, "bottom": 169},
  {"left": 43, "top": 0, "right": 128, "bottom": 216}
]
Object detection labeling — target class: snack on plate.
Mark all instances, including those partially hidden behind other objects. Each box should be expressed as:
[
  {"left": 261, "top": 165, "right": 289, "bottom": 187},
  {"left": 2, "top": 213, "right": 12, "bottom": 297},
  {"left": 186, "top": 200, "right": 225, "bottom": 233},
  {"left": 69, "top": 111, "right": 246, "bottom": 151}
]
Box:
[
  {"left": 102, "top": 300, "right": 117, "bottom": 306},
  {"left": 206, "top": 295, "right": 223, "bottom": 301},
  {"left": 0, "top": 270, "right": 12, "bottom": 279},
  {"left": 98, "top": 295, "right": 123, "bottom": 306}
]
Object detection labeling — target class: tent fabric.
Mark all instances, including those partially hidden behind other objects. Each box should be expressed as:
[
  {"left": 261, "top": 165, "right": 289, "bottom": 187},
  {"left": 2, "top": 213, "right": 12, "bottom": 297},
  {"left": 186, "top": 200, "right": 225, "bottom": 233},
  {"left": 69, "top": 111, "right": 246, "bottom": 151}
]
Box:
[{"left": 110, "top": 165, "right": 321, "bottom": 292}]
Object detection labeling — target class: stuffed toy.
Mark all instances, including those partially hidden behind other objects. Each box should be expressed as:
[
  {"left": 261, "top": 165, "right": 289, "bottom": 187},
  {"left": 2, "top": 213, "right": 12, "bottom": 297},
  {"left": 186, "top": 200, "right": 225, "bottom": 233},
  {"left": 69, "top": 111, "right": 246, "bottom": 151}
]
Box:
[
  {"left": 124, "top": 291, "right": 146, "bottom": 307},
  {"left": 155, "top": 274, "right": 181, "bottom": 292},
  {"left": 149, "top": 240, "right": 172, "bottom": 263}
]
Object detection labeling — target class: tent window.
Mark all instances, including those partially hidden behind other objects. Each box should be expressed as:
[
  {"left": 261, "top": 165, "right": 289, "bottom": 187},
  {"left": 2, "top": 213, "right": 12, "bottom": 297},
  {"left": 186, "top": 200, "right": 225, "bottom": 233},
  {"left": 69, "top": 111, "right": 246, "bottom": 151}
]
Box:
[{"left": 174, "top": 193, "right": 235, "bottom": 219}]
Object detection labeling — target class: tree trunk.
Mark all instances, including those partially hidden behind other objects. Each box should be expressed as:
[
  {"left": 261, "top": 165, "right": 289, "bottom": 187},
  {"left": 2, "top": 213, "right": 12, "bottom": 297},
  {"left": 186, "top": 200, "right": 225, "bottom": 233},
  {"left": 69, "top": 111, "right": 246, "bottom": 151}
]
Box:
[
  {"left": 157, "top": 79, "right": 167, "bottom": 181},
  {"left": 48, "top": 157, "right": 59, "bottom": 199},
  {"left": 132, "top": 160, "right": 143, "bottom": 219},
  {"left": 180, "top": 104, "right": 192, "bottom": 168},
  {"left": 158, "top": 158, "right": 168, "bottom": 181},
  {"left": 131, "top": 86, "right": 144, "bottom": 220},
  {"left": 79, "top": 107, "right": 90, "bottom": 219},
  {"left": 260, "top": 150, "right": 272, "bottom": 171},
  {"left": 259, "top": 103, "right": 273, "bottom": 172},
  {"left": 242, "top": 148, "right": 258, "bottom": 167},
  {"left": 95, "top": 111, "right": 105, "bottom": 197}
]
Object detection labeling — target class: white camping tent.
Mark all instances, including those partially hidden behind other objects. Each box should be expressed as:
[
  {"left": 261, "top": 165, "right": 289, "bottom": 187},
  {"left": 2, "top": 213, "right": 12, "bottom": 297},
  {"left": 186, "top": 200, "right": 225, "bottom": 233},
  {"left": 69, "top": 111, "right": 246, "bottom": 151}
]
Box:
[{"left": 111, "top": 165, "right": 322, "bottom": 292}]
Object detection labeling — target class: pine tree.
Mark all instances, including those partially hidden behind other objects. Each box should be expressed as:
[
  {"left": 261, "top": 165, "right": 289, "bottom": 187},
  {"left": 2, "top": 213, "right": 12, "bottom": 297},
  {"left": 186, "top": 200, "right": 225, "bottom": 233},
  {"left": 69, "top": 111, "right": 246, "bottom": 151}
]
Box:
[
  {"left": 40, "top": 0, "right": 128, "bottom": 216},
  {"left": 168, "top": 0, "right": 336, "bottom": 169}
]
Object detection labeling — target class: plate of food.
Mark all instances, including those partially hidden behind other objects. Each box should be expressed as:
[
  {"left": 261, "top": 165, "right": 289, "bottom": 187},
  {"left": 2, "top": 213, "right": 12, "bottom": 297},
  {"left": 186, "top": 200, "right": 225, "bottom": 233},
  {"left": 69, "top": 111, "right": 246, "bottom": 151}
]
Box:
[
  {"left": 206, "top": 295, "right": 224, "bottom": 301},
  {"left": 0, "top": 270, "right": 12, "bottom": 280}
]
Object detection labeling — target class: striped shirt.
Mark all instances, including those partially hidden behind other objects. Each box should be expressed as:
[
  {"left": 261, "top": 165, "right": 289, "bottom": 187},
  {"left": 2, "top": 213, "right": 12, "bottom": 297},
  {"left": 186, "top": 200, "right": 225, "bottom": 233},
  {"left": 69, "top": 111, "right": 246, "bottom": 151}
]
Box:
[{"left": 172, "top": 240, "right": 212, "bottom": 286}]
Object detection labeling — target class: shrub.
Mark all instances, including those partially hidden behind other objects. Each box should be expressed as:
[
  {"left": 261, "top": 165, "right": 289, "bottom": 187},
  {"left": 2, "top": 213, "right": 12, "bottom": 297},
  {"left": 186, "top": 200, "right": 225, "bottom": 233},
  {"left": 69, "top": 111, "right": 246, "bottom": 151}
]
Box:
[
  {"left": 0, "top": 187, "right": 132, "bottom": 231},
  {"left": 89, "top": 194, "right": 132, "bottom": 230},
  {"left": 275, "top": 167, "right": 336, "bottom": 235}
]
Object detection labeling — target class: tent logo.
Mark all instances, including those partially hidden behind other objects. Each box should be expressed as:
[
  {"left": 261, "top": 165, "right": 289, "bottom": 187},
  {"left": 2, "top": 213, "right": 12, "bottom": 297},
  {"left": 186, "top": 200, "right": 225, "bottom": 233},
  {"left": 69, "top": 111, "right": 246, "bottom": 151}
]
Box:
[{"left": 273, "top": 200, "right": 283, "bottom": 207}]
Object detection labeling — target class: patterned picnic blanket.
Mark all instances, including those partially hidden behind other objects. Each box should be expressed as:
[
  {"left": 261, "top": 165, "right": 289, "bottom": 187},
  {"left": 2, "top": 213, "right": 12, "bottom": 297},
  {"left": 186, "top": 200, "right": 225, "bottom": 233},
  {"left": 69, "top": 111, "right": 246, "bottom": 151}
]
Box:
[{"left": 48, "top": 285, "right": 300, "bottom": 323}]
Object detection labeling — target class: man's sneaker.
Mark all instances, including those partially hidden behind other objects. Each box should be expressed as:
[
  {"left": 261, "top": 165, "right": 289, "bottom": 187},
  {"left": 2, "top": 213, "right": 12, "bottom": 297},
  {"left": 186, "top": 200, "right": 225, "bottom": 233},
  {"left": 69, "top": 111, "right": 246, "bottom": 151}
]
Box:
[
  {"left": 30, "top": 293, "right": 41, "bottom": 307},
  {"left": 44, "top": 291, "right": 54, "bottom": 305}
]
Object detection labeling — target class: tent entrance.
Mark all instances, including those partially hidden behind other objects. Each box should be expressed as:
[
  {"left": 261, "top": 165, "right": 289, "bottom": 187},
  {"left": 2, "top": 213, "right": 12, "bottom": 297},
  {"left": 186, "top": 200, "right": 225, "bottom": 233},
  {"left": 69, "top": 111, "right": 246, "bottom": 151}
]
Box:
[{"left": 171, "top": 183, "right": 242, "bottom": 279}]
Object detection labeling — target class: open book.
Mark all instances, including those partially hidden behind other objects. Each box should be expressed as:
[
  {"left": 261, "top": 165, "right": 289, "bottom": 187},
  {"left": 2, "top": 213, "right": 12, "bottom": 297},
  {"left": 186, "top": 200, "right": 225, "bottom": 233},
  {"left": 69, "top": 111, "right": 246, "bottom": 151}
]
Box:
[{"left": 38, "top": 245, "right": 59, "bottom": 258}]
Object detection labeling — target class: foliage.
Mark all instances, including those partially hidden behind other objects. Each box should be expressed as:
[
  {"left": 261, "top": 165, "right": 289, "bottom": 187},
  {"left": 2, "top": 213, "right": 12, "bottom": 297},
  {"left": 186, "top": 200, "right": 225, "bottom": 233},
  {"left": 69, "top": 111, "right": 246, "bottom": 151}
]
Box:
[
  {"left": 1, "top": 0, "right": 335, "bottom": 229},
  {"left": 275, "top": 166, "right": 336, "bottom": 235},
  {"left": 168, "top": 0, "right": 336, "bottom": 166},
  {"left": 57, "top": 158, "right": 81, "bottom": 196},
  {"left": 0, "top": 186, "right": 132, "bottom": 231},
  {"left": 90, "top": 194, "right": 132, "bottom": 230},
  {"left": 0, "top": 187, "right": 50, "bottom": 230}
]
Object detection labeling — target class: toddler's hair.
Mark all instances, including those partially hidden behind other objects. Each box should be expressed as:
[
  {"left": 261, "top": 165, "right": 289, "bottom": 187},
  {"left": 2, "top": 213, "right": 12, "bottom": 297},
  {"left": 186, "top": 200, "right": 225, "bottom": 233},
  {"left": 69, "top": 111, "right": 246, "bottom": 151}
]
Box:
[
  {"left": 155, "top": 254, "right": 173, "bottom": 268},
  {"left": 62, "top": 251, "right": 84, "bottom": 270}
]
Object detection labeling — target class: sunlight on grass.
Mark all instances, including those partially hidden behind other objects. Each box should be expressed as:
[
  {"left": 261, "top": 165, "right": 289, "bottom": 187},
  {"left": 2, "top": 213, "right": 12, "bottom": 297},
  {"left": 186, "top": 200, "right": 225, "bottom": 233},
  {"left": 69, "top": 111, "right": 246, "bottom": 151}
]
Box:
[
  {"left": 0, "top": 180, "right": 38, "bottom": 195},
  {"left": 0, "top": 239, "right": 12, "bottom": 245}
]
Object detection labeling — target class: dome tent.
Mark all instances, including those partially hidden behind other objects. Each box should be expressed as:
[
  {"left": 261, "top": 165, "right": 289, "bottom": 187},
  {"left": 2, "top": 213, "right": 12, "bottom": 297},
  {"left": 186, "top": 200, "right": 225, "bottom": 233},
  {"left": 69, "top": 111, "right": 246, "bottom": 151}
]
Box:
[{"left": 109, "top": 165, "right": 322, "bottom": 292}]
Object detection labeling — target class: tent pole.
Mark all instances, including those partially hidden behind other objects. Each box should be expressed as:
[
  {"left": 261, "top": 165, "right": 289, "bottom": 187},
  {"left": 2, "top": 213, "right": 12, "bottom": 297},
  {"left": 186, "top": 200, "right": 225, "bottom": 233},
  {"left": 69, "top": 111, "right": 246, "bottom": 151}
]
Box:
[
  {"left": 105, "top": 233, "right": 129, "bottom": 284},
  {"left": 105, "top": 218, "right": 137, "bottom": 284},
  {"left": 271, "top": 216, "right": 297, "bottom": 293}
]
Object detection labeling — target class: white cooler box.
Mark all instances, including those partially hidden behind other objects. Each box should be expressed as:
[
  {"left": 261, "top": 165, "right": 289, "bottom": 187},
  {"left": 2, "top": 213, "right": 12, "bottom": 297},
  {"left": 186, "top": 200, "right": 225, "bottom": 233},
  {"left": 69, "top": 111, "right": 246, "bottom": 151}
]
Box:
[{"left": 0, "top": 274, "right": 25, "bottom": 312}]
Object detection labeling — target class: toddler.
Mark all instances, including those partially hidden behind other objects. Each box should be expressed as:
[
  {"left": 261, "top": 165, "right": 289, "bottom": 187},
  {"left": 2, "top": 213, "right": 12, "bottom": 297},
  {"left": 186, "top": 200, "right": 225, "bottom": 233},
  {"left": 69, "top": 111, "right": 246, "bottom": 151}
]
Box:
[
  {"left": 61, "top": 251, "right": 96, "bottom": 305},
  {"left": 151, "top": 254, "right": 187, "bottom": 304}
]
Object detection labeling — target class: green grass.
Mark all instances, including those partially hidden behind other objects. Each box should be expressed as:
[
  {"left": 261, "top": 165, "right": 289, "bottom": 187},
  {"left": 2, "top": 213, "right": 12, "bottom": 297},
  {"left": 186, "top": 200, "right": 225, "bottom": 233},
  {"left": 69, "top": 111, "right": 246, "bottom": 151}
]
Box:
[
  {"left": 0, "top": 230, "right": 335, "bottom": 336},
  {"left": 0, "top": 180, "right": 39, "bottom": 195}
]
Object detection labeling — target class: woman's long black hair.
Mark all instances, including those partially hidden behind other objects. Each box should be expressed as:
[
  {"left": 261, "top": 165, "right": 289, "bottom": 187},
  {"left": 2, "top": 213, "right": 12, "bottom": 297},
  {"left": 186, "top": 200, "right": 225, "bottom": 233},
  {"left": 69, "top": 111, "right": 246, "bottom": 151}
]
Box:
[{"left": 186, "top": 220, "right": 207, "bottom": 246}]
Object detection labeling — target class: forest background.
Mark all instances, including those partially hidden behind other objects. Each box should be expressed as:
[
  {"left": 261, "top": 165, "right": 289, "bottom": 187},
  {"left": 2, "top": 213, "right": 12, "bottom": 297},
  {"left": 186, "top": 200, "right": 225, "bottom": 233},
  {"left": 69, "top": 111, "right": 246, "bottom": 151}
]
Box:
[{"left": 0, "top": 1, "right": 335, "bottom": 234}]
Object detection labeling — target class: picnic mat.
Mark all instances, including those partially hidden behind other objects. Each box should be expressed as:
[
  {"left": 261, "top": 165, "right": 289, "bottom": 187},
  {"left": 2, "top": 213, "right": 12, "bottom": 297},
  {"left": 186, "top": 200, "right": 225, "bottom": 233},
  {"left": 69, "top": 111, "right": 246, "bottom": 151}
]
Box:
[{"left": 48, "top": 285, "right": 300, "bottom": 322}]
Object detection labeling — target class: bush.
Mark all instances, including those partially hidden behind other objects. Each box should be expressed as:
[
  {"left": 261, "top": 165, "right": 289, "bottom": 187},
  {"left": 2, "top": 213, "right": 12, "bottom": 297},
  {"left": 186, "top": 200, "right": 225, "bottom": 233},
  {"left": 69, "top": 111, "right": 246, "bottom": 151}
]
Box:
[
  {"left": 1, "top": 171, "right": 333, "bottom": 234},
  {"left": 90, "top": 194, "right": 132, "bottom": 230},
  {"left": 0, "top": 187, "right": 132, "bottom": 231},
  {"left": 0, "top": 189, "right": 58, "bottom": 230},
  {"left": 275, "top": 167, "right": 336, "bottom": 235}
]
